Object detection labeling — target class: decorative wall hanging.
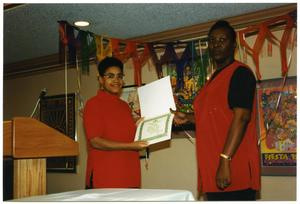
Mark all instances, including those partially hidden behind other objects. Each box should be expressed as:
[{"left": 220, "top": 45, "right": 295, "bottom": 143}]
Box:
[
  {"left": 160, "top": 42, "right": 209, "bottom": 114},
  {"left": 76, "top": 30, "right": 96, "bottom": 74},
  {"left": 257, "top": 77, "right": 296, "bottom": 175},
  {"left": 40, "top": 93, "right": 77, "bottom": 173}
]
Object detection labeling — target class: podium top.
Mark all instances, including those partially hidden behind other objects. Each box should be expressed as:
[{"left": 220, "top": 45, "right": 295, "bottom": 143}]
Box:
[{"left": 3, "top": 117, "right": 79, "bottom": 158}]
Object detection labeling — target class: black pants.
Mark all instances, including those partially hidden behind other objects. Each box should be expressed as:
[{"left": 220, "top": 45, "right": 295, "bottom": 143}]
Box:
[
  {"left": 85, "top": 171, "right": 93, "bottom": 189},
  {"left": 206, "top": 188, "right": 257, "bottom": 201}
]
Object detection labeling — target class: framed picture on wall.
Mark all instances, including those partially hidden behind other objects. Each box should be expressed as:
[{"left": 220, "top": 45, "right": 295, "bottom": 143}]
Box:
[
  {"left": 257, "top": 77, "right": 296, "bottom": 176},
  {"left": 120, "top": 85, "right": 141, "bottom": 120},
  {"left": 40, "top": 93, "right": 77, "bottom": 173}
]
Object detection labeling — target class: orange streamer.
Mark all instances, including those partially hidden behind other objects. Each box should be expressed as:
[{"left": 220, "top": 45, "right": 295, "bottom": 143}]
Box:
[{"left": 238, "top": 14, "right": 294, "bottom": 80}]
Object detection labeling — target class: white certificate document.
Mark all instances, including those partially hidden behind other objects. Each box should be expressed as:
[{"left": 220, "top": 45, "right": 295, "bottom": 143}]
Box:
[
  {"left": 135, "top": 76, "right": 176, "bottom": 145},
  {"left": 137, "top": 76, "right": 176, "bottom": 118},
  {"left": 135, "top": 113, "right": 174, "bottom": 145}
]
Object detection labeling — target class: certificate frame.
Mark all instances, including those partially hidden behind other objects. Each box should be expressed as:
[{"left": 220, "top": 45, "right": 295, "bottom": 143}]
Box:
[
  {"left": 257, "top": 77, "right": 296, "bottom": 176},
  {"left": 135, "top": 113, "right": 174, "bottom": 145}
]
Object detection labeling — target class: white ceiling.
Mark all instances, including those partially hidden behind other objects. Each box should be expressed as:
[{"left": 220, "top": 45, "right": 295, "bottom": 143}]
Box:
[{"left": 4, "top": 3, "right": 288, "bottom": 65}]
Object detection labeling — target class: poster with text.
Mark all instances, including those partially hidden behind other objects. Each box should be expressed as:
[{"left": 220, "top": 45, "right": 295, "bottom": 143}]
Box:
[{"left": 257, "top": 77, "right": 296, "bottom": 175}]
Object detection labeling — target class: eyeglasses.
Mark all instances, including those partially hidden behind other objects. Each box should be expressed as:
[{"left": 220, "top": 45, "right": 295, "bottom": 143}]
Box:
[{"left": 103, "top": 73, "right": 124, "bottom": 80}]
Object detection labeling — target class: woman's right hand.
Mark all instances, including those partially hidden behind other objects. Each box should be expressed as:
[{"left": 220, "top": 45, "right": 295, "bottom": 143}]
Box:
[
  {"left": 132, "top": 140, "right": 149, "bottom": 150},
  {"left": 171, "top": 109, "right": 189, "bottom": 125}
]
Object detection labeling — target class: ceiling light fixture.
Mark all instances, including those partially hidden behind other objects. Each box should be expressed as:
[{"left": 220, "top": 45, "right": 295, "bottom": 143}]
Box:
[{"left": 74, "top": 21, "right": 90, "bottom": 27}]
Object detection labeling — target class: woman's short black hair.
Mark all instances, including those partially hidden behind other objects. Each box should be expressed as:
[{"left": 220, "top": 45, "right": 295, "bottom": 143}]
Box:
[
  {"left": 208, "top": 20, "right": 236, "bottom": 43},
  {"left": 97, "top": 57, "right": 124, "bottom": 76}
]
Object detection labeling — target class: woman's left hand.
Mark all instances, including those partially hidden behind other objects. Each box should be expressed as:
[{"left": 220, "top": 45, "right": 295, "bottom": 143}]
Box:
[
  {"left": 216, "top": 159, "right": 231, "bottom": 190},
  {"left": 135, "top": 117, "right": 144, "bottom": 127}
]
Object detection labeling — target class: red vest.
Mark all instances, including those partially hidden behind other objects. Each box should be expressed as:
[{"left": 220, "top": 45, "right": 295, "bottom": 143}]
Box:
[{"left": 193, "top": 61, "right": 260, "bottom": 192}]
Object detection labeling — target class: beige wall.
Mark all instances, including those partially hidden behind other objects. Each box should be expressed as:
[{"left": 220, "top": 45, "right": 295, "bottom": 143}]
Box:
[{"left": 3, "top": 29, "right": 296, "bottom": 201}]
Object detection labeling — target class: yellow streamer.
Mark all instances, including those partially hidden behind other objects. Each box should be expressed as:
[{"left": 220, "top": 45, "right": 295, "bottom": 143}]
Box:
[{"left": 95, "top": 35, "right": 112, "bottom": 62}]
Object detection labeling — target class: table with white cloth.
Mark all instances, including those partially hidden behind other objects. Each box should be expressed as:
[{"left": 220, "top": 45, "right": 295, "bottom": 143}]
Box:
[{"left": 11, "top": 188, "right": 195, "bottom": 201}]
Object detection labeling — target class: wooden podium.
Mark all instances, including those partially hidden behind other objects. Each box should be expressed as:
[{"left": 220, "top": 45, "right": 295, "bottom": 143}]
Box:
[{"left": 3, "top": 117, "right": 79, "bottom": 199}]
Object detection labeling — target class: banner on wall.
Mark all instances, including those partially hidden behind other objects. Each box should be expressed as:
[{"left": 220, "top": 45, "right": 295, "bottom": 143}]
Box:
[
  {"left": 257, "top": 77, "right": 296, "bottom": 176},
  {"left": 159, "top": 42, "right": 210, "bottom": 113}
]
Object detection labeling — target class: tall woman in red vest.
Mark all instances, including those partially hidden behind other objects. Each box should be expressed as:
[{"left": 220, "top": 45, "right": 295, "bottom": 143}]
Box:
[
  {"left": 83, "top": 57, "right": 148, "bottom": 189},
  {"left": 174, "top": 20, "right": 260, "bottom": 201}
]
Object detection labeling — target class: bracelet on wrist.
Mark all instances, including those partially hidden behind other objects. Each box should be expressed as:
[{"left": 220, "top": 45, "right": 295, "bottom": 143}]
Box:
[{"left": 220, "top": 153, "right": 232, "bottom": 161}]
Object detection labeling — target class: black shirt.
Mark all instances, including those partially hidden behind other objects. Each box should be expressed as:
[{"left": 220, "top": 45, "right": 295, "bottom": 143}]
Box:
[{"left": 210, "top": 66, "right": 256, "bottom": 110}]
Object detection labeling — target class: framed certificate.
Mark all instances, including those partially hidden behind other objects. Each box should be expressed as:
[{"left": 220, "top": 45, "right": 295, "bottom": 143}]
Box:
[{"left": 135, "top": 113, "right": 174, "bottom": 145}]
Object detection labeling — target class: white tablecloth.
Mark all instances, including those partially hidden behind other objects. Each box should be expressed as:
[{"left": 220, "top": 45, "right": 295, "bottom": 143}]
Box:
[{"left": 12, "top": 188, "right": 195, "bottom": 201}]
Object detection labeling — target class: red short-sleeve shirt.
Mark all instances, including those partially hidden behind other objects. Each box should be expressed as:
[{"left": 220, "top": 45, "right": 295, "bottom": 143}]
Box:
[{"left": 83, "top": 90, "right": 141, "bottom": 188}]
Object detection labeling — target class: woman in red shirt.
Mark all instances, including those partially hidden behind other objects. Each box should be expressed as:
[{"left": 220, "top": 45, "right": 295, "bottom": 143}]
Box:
[{"left": 83, "top": 57, "right": 148, "bottom": 188}]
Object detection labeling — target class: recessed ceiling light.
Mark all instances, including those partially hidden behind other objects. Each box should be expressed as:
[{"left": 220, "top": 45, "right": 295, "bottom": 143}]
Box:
[{"left": 74, "top": 21, "right": 90, "bottom": 27}]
